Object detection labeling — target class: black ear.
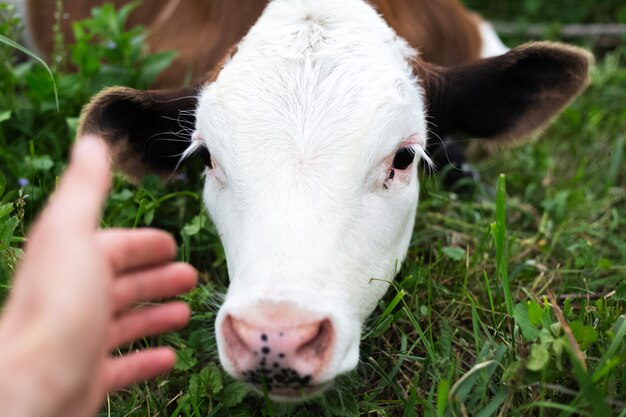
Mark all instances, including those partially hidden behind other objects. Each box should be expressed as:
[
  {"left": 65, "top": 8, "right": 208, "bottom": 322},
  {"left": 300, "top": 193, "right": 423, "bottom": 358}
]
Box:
[
  {"left": 78, "top": 86, "right": 199, "bottom": 182},
  {"left": 420, "top": 42, "right": 593, "bottom": 141}
]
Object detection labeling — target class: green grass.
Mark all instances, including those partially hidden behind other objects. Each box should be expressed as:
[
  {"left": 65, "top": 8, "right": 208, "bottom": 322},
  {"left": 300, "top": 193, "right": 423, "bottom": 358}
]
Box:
[{"left": 1, "top": 1, "right": 625, "bottom": 416}]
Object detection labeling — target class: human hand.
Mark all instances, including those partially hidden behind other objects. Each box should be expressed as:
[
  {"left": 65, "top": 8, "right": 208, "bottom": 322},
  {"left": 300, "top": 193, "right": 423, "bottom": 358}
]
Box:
[{"left": 0, "top": 137, "right": 197, "bottom": 417}]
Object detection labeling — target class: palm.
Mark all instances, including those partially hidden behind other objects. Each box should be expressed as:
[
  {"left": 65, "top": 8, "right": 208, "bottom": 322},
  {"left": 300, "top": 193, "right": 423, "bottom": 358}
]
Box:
[{"left": 0, "top": 139, "right": 196, "bottom": 417}]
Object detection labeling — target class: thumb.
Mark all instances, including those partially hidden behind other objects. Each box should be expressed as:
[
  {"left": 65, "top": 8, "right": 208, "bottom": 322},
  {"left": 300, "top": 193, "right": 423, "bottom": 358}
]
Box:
[{"left": 46, "top": 136, "right": 111, "bottom": 233}]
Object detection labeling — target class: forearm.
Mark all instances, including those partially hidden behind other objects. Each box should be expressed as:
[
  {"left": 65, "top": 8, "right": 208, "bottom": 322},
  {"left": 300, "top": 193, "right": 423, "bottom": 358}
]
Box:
[{"left": 0, "top": 320, "right": 78, "bottom": 417}]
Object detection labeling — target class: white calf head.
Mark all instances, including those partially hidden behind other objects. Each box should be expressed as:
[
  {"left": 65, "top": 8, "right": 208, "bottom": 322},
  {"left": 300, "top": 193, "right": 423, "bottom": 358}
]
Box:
[
  {"left": 79, "top": 0, "right": 591, "bottom": 401},
  {"left": 191, "top": 0, "right": 431, "bottom": 396}
]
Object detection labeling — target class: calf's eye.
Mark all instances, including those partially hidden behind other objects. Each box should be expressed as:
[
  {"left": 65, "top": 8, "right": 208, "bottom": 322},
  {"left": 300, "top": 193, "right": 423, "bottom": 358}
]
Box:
[
  {"left": 198, "top": 146, "right": 213, "bottom": 169},
  {"left": 392, "top": 147, "right": 416, "bottom": 170}
]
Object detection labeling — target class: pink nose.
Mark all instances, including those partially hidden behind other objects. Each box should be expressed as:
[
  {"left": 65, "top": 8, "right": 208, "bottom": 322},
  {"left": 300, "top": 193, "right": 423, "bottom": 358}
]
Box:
[{"left": 221, "top": 306, "right": 334, "bottom": 392}]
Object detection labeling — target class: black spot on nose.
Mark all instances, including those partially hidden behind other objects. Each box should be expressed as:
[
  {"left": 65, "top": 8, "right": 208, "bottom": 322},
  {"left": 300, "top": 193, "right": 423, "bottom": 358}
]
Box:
[
  {"left": 261, "top": 333, "right": 268, "bottom": 342},
  {"left": 262, "top": 347, "right": 270, "bottom": 354},
  {"left": 278, "top": 353, "right": 285, "bottom": 358}
]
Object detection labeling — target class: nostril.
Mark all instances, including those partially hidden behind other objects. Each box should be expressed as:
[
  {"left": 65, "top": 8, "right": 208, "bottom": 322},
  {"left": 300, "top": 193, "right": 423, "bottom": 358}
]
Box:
[
  {"left": 222, "top": 315, "right": 254, "bottom": 358},
  {"left": 296, "top": 319, "right": 334, "bottom": 360}
]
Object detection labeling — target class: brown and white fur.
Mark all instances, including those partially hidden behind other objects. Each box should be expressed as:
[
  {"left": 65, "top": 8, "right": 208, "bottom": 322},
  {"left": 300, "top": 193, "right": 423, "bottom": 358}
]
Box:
[
  {"left": 24, "top": 0, "right": 508, "bottom": 86},
  {"left": 24, "top": 0, "right": 590, "bottom": 401},
  {"left": 24, "top": 0, "right": 510, "bottom": 187}
]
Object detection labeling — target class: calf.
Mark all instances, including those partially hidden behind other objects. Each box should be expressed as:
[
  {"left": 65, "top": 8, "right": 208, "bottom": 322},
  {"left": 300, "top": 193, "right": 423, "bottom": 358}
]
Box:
[{"left": 32, "top": 0, "right": 591, "bottom": 400}]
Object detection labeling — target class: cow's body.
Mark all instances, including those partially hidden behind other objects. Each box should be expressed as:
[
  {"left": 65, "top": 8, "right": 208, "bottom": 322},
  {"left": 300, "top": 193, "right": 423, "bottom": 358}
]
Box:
[
  {"left": 26, "top": 0, "right": 506, "bottom": 87},
  {"left": 23, "top": 0, "right": 590, "bottom": 401}
]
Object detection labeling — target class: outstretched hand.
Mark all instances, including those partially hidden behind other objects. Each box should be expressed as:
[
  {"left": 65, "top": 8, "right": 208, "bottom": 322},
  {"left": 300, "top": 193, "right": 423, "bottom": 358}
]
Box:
[{"left": 0, "top": 137, "right": 197, "bottom": 417}]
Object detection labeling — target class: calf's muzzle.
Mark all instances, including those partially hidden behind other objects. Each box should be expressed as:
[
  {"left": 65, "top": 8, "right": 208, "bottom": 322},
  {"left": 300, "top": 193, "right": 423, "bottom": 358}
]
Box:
[{"left": 220, "top": 302, "right": 335, "bottom": 397}]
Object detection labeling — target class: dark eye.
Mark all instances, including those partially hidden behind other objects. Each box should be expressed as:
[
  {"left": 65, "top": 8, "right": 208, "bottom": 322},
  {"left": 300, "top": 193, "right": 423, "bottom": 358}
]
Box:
[
  {"left": 392, "top": 147, "right": 415, "bottom": 170},
  {"left": 198, "top": 146, "right": 213, "bottom": 169}
]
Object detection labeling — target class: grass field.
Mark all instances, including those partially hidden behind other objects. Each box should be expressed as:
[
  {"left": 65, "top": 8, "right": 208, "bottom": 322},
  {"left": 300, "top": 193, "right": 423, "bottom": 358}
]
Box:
[{"left": 1, "top": 1, "right": 625, "bottom": 416}]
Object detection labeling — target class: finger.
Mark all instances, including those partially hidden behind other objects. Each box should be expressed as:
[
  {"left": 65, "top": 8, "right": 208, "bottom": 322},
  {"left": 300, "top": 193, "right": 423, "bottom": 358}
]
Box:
[
  {"left": 96, "top": 229, "right": 177, "bottom": 273},
  {"left": 105, "top": 347, "right": 176, "bottom": 391},
  {"left": 109, "top": 302, "right": 191, "bottom": 348},
  {"left": 113, "top": 263, "right": 197, "bottom": 312},
  {"left": 45, "top": 136, "right": 111, "bottom": 233}
]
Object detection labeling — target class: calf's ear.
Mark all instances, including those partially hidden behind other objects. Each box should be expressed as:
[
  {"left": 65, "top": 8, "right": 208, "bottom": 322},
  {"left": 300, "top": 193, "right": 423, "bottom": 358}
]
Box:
[
  {"left": 78, "top": 86, "right": 199, "bottom": 182},
  {"left": 419, "top": 42, "right": 593, "bottom": 141}
]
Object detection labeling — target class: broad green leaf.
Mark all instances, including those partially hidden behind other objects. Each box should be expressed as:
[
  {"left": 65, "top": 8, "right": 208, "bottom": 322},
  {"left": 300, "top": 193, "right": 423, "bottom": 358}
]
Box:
[
  {"left": 0, "top": 203, "right": 13, "bottom": 220},
  {"left": 570, "top": 321, "right": 598, "bottom": 350},
  {"left": 0, "top": 110, "right": 11, "bottom": 123},
  {"left": 189, "top": 365, "right": 223, "bottom": 398},
  {"left": 117, "top": 0, "right": 141, "bottom": 27},
  {"left": 442, "top": 246, "right": 465, "bottom": 261},
  {"left": 527, "top": 300, "right": 543, "bottom": 326},
  {"left": 475, "top": 389, "right": 508, "bottom": 417},
  {"left": 66, "top": 117, "right": 78, "bottom": 139},
  {"left": 553, "top": 338, "right": 566, "bottom": 371},
  {"left": 502, "top": 361, "right": 522, "bottom": 383},
  {"left": 538, "top": 328, "right": 555, "bottom": 344},
  {"left": 549, "top": 322, "right": 562, "bottom": 338},
  {"left": 143, "top": 208, "right": 155, "bottom": 225},
  {"left": 183, "top": 215, "right": 206, "bottom": 236},
  {"left": 0, "top": 216, "right": 19, "bottom": 244},
  {"left": 111, "top": 189, "right": 134, "bottom": 202},
  {"left": 175, "top": 347, "right": 198, "bottom": 371},
  {"left": 215, "top": 381, "right": 249, "bottom": 407},
  {"left": 140, "top": 50, "right": 177, "bottom": 85},
  {"left": 29, "top": 155, "right": 54, "bottom": 172},
  {"left": 513, "top": 303, "right": 540, "bottom": 342},
  {"left": 206, "top": 366, "right": 224, "bottom": 395},
  {"left": 526, "top": 344, "right": 549, "bottom": 371}
]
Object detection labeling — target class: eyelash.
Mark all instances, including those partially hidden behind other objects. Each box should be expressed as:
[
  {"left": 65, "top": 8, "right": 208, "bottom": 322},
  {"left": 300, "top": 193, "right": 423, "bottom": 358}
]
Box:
[{"left": 198, "top": 146, "right": 213, "bottom": 169}]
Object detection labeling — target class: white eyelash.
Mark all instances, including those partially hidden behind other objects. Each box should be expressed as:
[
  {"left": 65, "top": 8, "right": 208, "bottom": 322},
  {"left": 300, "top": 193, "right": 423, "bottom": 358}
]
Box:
[
  {"left": 409, "top": 143, "right": 433, "bottom": 168},
  {"left": 175, "top": 140, "right": 204, "bottom": 171}
]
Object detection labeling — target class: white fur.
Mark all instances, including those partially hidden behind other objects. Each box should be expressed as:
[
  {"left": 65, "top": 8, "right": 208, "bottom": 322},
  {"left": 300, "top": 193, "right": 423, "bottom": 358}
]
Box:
[
  {"left": 478, "top": 21, "right": 509, "bottom": 58},
  {"left": 195, "top": 0, "right": 430, "bottom": 387}
]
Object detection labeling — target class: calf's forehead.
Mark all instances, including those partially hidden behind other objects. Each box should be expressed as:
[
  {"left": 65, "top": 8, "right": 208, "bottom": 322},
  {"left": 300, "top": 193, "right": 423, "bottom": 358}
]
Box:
[
  {"left": 199, "top": 62, "right": 424, "bottom": 158},
  {"left": 194, "top": 0, "right": 428, "bottom": 172}
]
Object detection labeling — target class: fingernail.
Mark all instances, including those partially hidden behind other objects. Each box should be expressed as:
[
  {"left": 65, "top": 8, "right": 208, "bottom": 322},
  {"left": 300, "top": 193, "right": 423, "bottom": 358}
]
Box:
[{"left": 73, "top": 136, "right": 106, "bottom": 161}]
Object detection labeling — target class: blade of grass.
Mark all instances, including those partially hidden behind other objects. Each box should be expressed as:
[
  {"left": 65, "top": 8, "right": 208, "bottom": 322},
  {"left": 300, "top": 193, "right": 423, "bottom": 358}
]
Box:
[
  {"left": 606, "top": 135, "right": 624, "bottom": 189},
  {"left": 0, "top": 34, "right": 59, "bottom": 111},
  {"left": 593, "top": 315, "right": 626, "bottom": 382},
  {"left": 491, "top": 174, "right": 514, "bottom": 322},
  {"left": 401, "top": 305, "right": 437, "bottom": 364},
  {"left": 436, "top": 378, "right": 450, "bottom": 417},
  {"left": 483, "top": 270, "right": 497, "bottom": 327},
  {"left": 519, "top": 402, "right": 587, "bottom": 415},
  {"left": 475, "top": 388, "right": 508, "bottom": 417}
]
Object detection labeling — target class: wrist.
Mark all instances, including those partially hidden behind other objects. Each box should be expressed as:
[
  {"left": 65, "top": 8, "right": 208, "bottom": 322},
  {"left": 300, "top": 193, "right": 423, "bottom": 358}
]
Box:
[{"left": 0, "top": 320, "right": 79, "bottom": 417}]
